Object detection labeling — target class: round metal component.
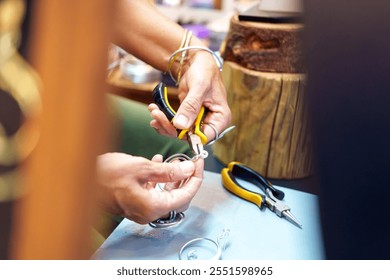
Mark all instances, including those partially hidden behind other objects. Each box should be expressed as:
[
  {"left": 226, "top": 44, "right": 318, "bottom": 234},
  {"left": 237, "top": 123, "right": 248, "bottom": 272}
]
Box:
[
  {"left": 206, "top": 124, "right": 236, "bottom": 146},
  {"left": 179, "top": 237, "right": 222, "bottom": 260},
  {"left": 149, "top": 212, "right": 185, "bottom": 228}
]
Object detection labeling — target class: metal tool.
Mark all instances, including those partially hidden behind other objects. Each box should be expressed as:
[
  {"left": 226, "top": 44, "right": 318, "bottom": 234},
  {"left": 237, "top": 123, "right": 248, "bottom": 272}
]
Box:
[
  {"left": 221, "top": 162, "right": 302, "bottom": 228},
  {"left": 152, "top": 82, "right": 207, "bottom": 158}
]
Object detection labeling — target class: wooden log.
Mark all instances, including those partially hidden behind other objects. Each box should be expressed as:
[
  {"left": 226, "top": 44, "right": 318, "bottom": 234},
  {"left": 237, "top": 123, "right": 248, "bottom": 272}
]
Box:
[
  {"left": 212, "top": 61, "right": 312, "bottom": 179},
  {"left": 222, "top": 14, "right": 305, "bottom": 73}
]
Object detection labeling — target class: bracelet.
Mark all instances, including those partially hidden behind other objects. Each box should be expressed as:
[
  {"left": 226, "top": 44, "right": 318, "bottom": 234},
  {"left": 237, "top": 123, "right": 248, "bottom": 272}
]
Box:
[
  {"left": 176, "top": 30, "right": 192, "bottom": 85},
  {"left": 166, "top": 29, "right": 191, "bottom": 83},
  {"left": 167, "top": 46, "right": 224, "bottom": 85}
]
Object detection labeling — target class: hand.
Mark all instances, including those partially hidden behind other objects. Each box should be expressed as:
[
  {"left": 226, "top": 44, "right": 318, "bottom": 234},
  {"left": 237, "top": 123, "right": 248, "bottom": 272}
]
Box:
[
  {"left": 96, "top": 152, "right": 204, "bottom": 224},
  {"left": 149, "top": 51, "right": 232, "bottom": 143}
]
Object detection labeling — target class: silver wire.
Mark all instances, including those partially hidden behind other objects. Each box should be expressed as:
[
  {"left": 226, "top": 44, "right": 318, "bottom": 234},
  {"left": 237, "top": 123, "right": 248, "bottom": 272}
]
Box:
[{"left": 167, "top": 46, "right": 223, "bottom": 84}]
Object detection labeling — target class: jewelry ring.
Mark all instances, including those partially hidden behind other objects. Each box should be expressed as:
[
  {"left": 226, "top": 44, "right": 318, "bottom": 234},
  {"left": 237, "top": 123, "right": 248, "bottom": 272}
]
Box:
[
  {"left": 207, "top": 123, "right": 219, "bottom": 143},
  {"left": 205, "top": 124, "right": 236, "bottom": 146},
  {"left": 168, "top": 210, "right": 176, "bottom": 220},
  {"left": 149, "top": 211, "right": 185, "bottom": 228}
]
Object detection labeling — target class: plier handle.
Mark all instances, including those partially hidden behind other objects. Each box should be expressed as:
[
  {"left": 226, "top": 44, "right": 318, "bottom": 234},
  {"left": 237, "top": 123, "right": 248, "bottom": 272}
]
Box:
[
  {"left": 221, "top": 162, "right": 302, "bottom": 228},
  {"left": 152, "top": 82, "right": 207, "bottom": 157}
]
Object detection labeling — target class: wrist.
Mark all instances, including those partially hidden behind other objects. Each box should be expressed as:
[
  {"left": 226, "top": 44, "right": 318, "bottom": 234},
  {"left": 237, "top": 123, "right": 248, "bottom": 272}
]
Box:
[
  {"left": 167, "top": 45, "right": 222, "bottom": 85},
  {"left": 166, "top": 28, "right": 223, "bottom": 84}
]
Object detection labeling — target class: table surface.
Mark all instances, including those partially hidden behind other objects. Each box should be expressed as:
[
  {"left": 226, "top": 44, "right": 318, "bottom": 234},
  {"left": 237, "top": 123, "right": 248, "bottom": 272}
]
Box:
[{"left": 93, "top": 171, "right": 325, "bottom": 260}]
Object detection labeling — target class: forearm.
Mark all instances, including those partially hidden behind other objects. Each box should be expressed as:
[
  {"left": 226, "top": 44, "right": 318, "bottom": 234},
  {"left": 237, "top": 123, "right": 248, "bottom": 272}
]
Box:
[{"left": 112, "top": 0, "right": 206, "bottom": 74}]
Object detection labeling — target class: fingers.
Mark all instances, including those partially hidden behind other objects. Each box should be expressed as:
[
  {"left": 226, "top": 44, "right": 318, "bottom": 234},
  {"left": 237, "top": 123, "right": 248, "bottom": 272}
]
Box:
[
  {"left": 96, "top": 152, "right": 204, "bottom": 225},
  {"left": 158, "top": 157, "right": 204, "bottom": 213},
  {"left": 151, "top": 154, "right": 163, "bottom": 163},
  {"left": 173, "top": 92, "right": 202, "bottom": 130},
  {"left": 202, "top": 115, "right": 233, "bottom": 145},
  {"left": 172, "top": 158, "right": 204, "bottom": 212},
  {"left": 149, "top": 98, "right": 233, "bottom": 145},
  {"left": 173, "top": 81, "right": 232, "bottom": 142},
  {"left": 163, "top": 181, "right": 183, "bottom": 191},
  {"left": 146, "top": 159, "right": 196, "bottom": 184},
  {"left": 138, "top": 158, "right": 204, "bottom": 223},
  {"left": 148, "top": 103, "right": 177, "bottom": 137},
  {"left": 145, "top": 154, "right": 164, "bottom": 190},
  {"left": 202, "top": 122, "right": 220, "bottom": 144}
]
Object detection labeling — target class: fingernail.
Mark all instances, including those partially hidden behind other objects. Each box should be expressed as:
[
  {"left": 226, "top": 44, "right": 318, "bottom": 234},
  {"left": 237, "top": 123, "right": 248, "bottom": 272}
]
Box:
[
  {"left": 174, "top": 114, "right": 189, "bottom": 128},
  {"left": 180, "top": 160, "right": 194, "bottom": 176}
]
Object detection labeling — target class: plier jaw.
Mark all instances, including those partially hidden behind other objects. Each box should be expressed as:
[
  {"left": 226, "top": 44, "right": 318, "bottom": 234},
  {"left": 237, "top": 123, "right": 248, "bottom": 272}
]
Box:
[
  {"left": 264, "top": 189, "right": 302, "bottom": 228},
  {"left": 221, "top": 162, "right": 302, "bottom": 228},
  {"left": 187, "top": 132, "right": 205, "bottom": 158}
]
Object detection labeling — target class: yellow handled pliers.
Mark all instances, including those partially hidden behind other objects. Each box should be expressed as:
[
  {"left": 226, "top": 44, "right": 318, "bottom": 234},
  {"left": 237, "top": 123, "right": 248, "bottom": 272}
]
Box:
[
  {"left": 152, "top": 82, "right": 207, "bottom": 157},
  {"left": 221, "top": 162, "right": 302, "bottom": 228}
]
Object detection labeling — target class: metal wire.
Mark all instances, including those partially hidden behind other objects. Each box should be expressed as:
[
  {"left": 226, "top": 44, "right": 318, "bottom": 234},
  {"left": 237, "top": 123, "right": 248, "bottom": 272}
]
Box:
[
  {"left": 167, "top": 46, "right": 223, "bottom": 84},
  {"left": 148, "top": 152, "right": 207, "bottom": 228}
]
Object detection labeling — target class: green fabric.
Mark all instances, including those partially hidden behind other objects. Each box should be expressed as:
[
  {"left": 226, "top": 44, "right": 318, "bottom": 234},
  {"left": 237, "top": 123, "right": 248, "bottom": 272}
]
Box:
[
  {"left": 107, "top": 94, "right": 191, "bottom": 159},
  {"left": 92, "top": 94, "right": 191, "bottom": 251}
]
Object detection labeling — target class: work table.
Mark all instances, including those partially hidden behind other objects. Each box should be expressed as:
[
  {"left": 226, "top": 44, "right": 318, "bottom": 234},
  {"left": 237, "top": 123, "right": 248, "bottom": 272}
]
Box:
[{"left": 93, "top": 170, "right": 324, "bottom": 260}]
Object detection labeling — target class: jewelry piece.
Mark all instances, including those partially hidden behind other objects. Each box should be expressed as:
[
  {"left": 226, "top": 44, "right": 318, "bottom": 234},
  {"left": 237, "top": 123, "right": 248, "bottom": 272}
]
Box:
[
  {"left": 149, "top": 152, "right": 205, "bottom": 229},
  {"left": 176, "top": 30, "right": 192, "bottom": 85},
  {"left": 167, "top": 46, "right": 223, "bottom": 85},
  {"left": 168, "top": 210, "right": 176, "bottom": 220},
  {"left": 149, "top": 212, "right": 185, "bottom": 228},
  {"left": 206, "top": 124, "right": 236, "bottom": 146},
  {"left": 178, "top": 229, "right": 230, "bottom": 260},
  {"left": 205, "top": 123, "right": 219, "bottom": 144},
  {"left": 179, "top": 237, "right": 221, "bottom": 260},
  {"left": 166, "top": 29, "right": 191, "bottom": 84}
]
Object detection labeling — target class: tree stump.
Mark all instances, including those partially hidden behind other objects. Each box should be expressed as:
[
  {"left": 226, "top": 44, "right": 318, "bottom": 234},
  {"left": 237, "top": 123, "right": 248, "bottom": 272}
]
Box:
[
  {"left": 212, "top": 15, "right": 311, "bottom": 179},
  {"left": 222, "top": 14, "right": 305, "bottom": 73}
]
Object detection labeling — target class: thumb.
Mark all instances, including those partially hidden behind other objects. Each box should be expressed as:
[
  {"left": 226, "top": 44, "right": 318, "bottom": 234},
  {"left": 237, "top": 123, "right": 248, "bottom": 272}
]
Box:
[
  {"left": 173, "top": 95, "right": 202, "bottom": 129},
  {"left": 148, "top": 160, "right": 195, "bottom": 183}
]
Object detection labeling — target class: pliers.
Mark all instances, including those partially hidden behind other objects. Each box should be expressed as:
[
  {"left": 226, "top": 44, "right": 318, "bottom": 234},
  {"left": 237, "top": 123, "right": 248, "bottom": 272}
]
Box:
[
  {"left": 152, "top": 82, "right": 207, "bottom": 157},
  {"left": 221, "top": 162, "right": 302, "bottom": 228}
]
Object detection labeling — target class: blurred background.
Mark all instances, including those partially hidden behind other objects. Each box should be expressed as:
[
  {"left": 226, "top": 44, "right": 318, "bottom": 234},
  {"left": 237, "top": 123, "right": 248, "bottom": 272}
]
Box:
[{"left": 1, "top": 0, "right": 390, "bottom": 260}]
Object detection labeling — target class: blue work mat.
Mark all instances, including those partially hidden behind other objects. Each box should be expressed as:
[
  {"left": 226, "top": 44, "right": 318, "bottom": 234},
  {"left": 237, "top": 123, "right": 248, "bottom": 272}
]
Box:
[{"left": 93, "top": 171, "right": 325, "bottom": 260}]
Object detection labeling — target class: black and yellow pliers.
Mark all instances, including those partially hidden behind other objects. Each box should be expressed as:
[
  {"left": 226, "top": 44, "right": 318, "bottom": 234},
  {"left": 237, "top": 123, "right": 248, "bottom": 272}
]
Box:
[
  {"left": 221, "top": 162, "right": 302, "bottom": 228},
  {"left": 152, "top": 82, "right": 207, "bottom": 157}
]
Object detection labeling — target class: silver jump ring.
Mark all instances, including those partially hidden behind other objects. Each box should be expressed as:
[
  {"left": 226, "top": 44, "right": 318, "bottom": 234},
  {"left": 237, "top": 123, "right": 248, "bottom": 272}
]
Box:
[
  {"left": 168, "top": 210, "right": 176, "bottom": 220},
  {"left": 206, "top": 123, "right": 219, "bottom": 143},
  {"left": 206, "top": 124, "right": 236, "bottom": 146},
  {"left": 149, "top": 154, "right": 192, "bottom": 228},
  {"left": 149, "top": 212, "right": 185, "bottom": 228}
]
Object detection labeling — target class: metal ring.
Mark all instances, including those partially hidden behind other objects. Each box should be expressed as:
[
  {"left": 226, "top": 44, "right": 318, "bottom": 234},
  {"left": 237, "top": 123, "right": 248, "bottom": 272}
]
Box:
[
  {"left": 178, "top": 237, "right": 222, "bottom": 260},
  {"left": 206, "top": 123, "right": 219, "bottom": 145},
  {"left": 168, "top": 210, "right": 176, "bottom": 220},
  {"left": 148, "top": 153, "right": 196, "bottom": 229},
  {"left": 167, "top": 46, "right": 223, "bottom": 84},
  {"left": 205, "top": 124, "right": 236, "bottom": 146},
  {"left": 164, "top": 153, "right": 192, "bottom": 163},
  {"left": 149, "top": 212, "right": 185, "bottom": 228}
]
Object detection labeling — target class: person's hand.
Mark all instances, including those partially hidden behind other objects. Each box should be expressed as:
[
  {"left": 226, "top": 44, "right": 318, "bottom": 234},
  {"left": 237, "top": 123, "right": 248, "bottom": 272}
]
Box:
[
  {"left": 148, "top": 51, "right": 232, "bottom": 144},
  {"left": 96, "top": 152, "right": 204, "bottom": 224}
]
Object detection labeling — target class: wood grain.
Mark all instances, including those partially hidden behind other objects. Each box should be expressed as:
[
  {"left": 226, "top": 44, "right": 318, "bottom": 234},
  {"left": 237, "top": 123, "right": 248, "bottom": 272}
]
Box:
[{"left": 212, "top": 61, "right": 312, "bottom": 179}]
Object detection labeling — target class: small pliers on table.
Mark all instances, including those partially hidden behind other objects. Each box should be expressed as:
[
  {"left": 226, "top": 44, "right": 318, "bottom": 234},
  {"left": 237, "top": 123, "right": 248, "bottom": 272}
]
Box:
[
  {"left": 152, "top": 82, "right": 207, "bottom": 158},
  {"left": 221, "top": 162, "right": 302, "bottom": 228}
]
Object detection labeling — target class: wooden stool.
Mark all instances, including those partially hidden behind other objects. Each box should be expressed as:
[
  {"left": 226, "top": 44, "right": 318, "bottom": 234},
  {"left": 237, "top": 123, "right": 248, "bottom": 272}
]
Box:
[{"left": 212, "top": 15, "right": 311, "bottom": 179}]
